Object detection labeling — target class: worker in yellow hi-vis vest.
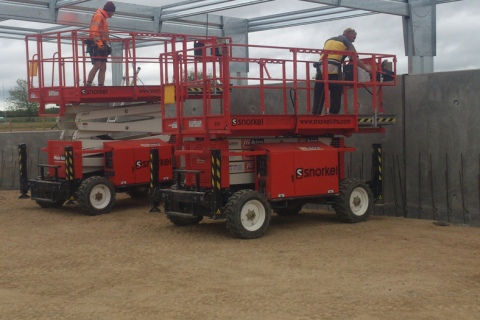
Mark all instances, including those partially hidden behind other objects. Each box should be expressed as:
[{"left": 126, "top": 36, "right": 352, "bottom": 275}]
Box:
[{"left": 312, "top": 28, "right": 371, "bottom": 115}]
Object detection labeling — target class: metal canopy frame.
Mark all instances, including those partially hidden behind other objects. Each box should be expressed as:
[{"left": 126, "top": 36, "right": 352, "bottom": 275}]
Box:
[{"left": 0, "top": 0, "right": 464, "bottom": 73}]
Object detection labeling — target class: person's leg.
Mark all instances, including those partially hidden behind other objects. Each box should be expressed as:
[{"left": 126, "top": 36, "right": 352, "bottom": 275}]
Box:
[
  {"left": 312, "top": 68, "right": 325, "bottom": 114},
  {"left": 328, "top": 74, "right": 343, "bottom": 114},
  {"left": 312, "top": 82, "right": 325, "bottom": 115},
  {"left": 97, "top": 61, "right": 107, "bottom": 86},
  {"left": 87, "top": 60, "right": 102, "bottom": 85}
]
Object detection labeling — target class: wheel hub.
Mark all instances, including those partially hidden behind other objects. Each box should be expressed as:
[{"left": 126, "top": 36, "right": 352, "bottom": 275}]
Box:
[
  {"left": 352, "top": 195, "right": 361, "bottom": 207},
  {"left": 94, "top": 191, "right": 104, "bottom": 202},
  {"left": 246, "top": 209, "right": 256, "bottom": 221}
]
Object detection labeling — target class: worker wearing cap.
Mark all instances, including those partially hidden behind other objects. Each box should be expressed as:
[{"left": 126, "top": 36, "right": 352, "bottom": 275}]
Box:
[
  {"left": 312, "top": 28, "right": 370, "bottom": 115},
  {"left": 86, "top": 1, "right": 116, "bottom": 86}
]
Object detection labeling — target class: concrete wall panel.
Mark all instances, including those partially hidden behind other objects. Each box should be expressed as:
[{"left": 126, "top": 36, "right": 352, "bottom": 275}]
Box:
[
  {"left": 1, "top": 69, "right": 479, "bottom": 226},
  {"left": 0, "top": 131, "right": 61, "bottom": 190}
]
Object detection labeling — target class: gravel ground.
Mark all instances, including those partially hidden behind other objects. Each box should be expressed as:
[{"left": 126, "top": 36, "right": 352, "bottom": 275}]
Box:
[{"left": 1, "top": 190, "right": 479, "bottom": 320}]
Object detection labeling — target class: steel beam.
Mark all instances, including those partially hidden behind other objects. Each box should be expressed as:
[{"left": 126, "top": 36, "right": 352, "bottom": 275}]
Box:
[
  {"left": 403, "top": 0, "right": 436, "bottom": 74},
  {"left": 55, "top": 0, "right": 89, "bottom": 8},
  {"left": 0, "top": 0, "right": 467, "bottom": 74},
  {"left": 159, "top": 0, "right": 274, "bottom": 21},
  {"left": 301, "top": 0, "right": 409, "bottom": 16},
  {"left": 248, "top": 6, "right": 370, "bottom": 32},
  {"left": 301, "top": 0, "right": 460, "bottom": 16}
]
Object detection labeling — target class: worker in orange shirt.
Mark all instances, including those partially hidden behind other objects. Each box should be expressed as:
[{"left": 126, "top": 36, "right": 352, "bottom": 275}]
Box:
[{"left": 86, "top": 1, "right": 116, "bottom": 86}]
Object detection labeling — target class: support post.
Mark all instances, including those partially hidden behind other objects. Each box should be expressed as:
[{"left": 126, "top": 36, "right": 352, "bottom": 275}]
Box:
[
  {"left": 149, "top": 148, "right": 161, "bottom": 213},
  {"left": 211, "top": 149, "right": 222, "bottom": 216},
  {"left": 65, "top": 146, "right": 76, "bottom": 204},
  {"left": 371, "top": 143, "right": 383, "bottom": 203},
  {"left": 18, "top": 143, "right": 30, "bottom": 198}
]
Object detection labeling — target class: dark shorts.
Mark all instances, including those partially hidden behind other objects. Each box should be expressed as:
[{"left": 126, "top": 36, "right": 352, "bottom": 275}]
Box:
[{"left": 90, "top": 46, "right": 109, "bottom": 64}]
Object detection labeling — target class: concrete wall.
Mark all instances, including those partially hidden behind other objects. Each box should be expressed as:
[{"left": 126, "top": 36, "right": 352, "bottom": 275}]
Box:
[
  {"left": 0, "top": 131, "right": 61, "bottom": 190},
  {"left": 2, "top": 69, "right": 479, "bottom": 226},
  {"left": 349, "top": 70, "right": 480, "bottom": 226}
]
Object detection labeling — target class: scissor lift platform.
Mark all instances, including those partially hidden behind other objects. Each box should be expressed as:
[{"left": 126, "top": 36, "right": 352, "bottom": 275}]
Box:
[{"left": 26, "top": 30, "right": 397, "bottom": 138}]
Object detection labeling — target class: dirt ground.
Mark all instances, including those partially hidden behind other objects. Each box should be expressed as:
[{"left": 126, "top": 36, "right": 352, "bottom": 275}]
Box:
[{"left": 0, "top": 190, "right": 479, "bottom": 320}]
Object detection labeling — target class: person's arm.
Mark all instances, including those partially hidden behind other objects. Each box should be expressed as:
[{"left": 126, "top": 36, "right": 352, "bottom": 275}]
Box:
[
  {"left": 89, "top": 12, "right": 104, "bottom": 49},
  {"left": 348, "top": 44, "right": 370, "bottom": 72}
]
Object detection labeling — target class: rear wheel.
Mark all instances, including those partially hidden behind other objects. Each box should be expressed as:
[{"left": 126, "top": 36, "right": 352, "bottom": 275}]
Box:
[
  {"left": 77, "top": 176, "right": 115, "bottom": 215},
  {"left": 333, "top": 178, "right": 372, "bottom": 223},
  {"left": 225, "top": 190, "right": 271, "bottom": 239}
]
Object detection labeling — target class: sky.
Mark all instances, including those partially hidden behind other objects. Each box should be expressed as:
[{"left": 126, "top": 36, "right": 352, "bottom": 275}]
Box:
[{"left": 0, "top": 0, "right": 477, "bottom": 110}]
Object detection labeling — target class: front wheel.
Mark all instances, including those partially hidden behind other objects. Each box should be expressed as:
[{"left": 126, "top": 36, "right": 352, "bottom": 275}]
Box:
[
  {"left": 77, "top": 176, "right": 115, "bottom": 215},
  {"left": 333, "top": 178, "right": 372, "bottom": 223},
  {"left": 225, "top": 190, "right": 271, "bottom": 239}
]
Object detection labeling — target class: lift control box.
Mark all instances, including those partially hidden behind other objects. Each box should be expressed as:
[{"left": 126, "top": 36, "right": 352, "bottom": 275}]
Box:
[
  {"left": 103, "top": 139, "right": 173, "bottom": 186},
  {"left": 255, "top": 142, "right": 341, "bottom": 199}
]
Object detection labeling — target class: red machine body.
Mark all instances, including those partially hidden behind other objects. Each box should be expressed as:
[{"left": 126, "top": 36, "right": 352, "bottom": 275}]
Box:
[
  {"left": 103, "top": 139, "right": 173, "bottom": 186},
  {"left": 45, "top": 138, "right": 173, "bottom": 186},
  {"left": 255, "top": 141, "right": 350, "bottom": 199},
  {"left": 47, "top": 140, "right": 84, "bottom": 179}
]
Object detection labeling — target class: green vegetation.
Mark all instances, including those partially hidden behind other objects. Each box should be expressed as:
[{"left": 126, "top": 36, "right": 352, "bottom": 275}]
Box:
[
  {"left": 0, "top": 116, "right": 58, "bottom": 132},
  {"left": 6, "top": 79, "right": 40, "bottom": 117},
  {"left": 0, "top": 78, "right": 59, "bottom": 131}
]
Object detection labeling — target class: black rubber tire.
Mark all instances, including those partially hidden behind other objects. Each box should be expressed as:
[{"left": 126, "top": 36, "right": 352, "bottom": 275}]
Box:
[
  {"left": 275, "top": 203, "right": 304, "bottom": 217},
  {"left": 333, "top": 178, "right": 372, "bottom": 223},
  {"left": 76, "top": 176, "right": 115, "bottom": 215},
  {"left": 225, "top": 190, "right": 271, "bottom": 239},
  {"left": 167, "top": 214, "right": 203, "bottom": 226},
  {"left": 127, "top": 186, "right": 149, "bottom": 199},
  {"left": 35, "top": 198, "right": 65, "bottom": 209}
]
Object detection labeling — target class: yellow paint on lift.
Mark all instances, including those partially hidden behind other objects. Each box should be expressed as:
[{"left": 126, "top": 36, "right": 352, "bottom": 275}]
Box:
[{"left": 163, "top": 84, "right": 175, "bottom": 104}]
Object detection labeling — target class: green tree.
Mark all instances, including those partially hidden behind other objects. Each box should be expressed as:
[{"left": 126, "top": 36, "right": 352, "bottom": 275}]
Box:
[
  {"left": 6, "top": 79, "right": 39, "bottom": 116},
  {"left": 172, "top": 69, "right": 214, "bottom": 82},
  {"left": 186, "top": 69, "right": 213, "bottom": 81}
]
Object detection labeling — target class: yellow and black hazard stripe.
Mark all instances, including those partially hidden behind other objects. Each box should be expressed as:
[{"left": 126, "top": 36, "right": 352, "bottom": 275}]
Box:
[
  {"left": 211, "top": 149, "right": 223, "bottom": 216},
  {"left": 358, "top": 115, "right": 396, "bottom": 125},
  {"left": 65, "top": 146, "right": 75, "bottom": 182},
  {"left": 371, "top": 143, "right": 384, "bottom": 202},
  {"left": 376, "top": 116, "right": 396, "bottom": 124},
  {"left": 187, "top": 87, "right": 224, "bottom": 95},
  {"left": 64, "top": 146, "right": 76, "bottom": 202},
  {"left": 358, "top": 117, "right": 373, "bottom": 124}
]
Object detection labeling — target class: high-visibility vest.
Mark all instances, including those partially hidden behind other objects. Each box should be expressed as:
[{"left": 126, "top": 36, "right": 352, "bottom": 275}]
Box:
[{"left": 89, "top": 9, "right": 110, "bottom": 47}]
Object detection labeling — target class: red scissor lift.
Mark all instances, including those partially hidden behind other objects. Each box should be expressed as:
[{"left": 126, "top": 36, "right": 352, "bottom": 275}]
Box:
[
  {"left": 154, "top": 39, "right": 397, "bottom": 238},
  {"left": 20, "top": 31, "right": 223, "bottom": 215},
  {"left": 25, "top": 31, "right": 223, "bottom": 114},
  {"left": 20, "top": 30, "right": 396, "bottom": 232}
]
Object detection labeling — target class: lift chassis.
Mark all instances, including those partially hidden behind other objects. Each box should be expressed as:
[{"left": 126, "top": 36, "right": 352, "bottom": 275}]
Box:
[
  {"left": 20, "top": 138, "right": 174, "bottom": 215},
  {"left": 153, "top": 136, "right": 373, "bottom": 239}
]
